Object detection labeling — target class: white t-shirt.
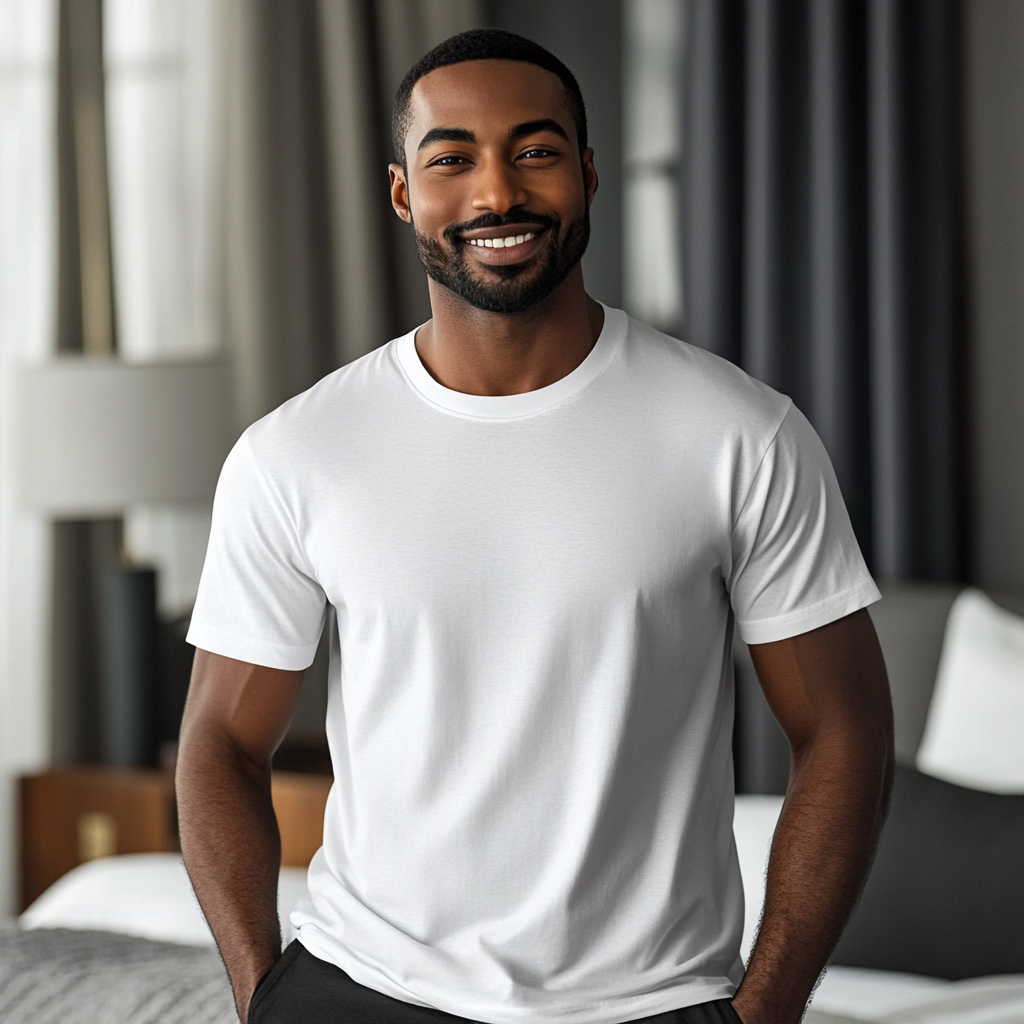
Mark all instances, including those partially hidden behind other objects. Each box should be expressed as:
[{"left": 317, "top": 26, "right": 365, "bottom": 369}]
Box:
[{"left": 188, "top": 306, "right": 879, "bottom": 1024}]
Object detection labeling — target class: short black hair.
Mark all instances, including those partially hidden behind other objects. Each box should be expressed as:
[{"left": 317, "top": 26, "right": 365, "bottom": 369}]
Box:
[{"left": 392, "top": 28, "right": 588, "bottom": 166}]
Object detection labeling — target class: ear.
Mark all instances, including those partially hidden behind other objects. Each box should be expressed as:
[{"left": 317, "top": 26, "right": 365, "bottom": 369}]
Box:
[
  {"left": 389, "top": 163, "right": 412, "bottom": 223},
  {"left": 581, "top": 148, "right": 598, "bottom": 208}
]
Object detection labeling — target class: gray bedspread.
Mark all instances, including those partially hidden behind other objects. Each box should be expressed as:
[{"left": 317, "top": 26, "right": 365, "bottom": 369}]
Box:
[
  {"left": 0, "top": 925, "right": 883, "bottom": 1024},
  {"left": 0, "top": 925, "right": 236, "bottom": 1024}
]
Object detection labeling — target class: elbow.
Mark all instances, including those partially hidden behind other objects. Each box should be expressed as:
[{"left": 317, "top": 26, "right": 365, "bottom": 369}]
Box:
[{"left": 176, "top": 713, "right": 272, "bottom": 794}]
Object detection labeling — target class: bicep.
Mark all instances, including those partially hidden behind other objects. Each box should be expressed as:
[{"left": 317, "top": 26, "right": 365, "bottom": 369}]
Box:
[
  {"left": 180, "top": 650, "right": 304, "bottom": 768},
  {"left": 747, "top": 609, "right": 892, "bottom": 756}
]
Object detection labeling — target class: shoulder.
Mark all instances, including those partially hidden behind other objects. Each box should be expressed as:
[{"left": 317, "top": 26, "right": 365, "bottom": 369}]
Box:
[
  {"left": 242, "top": 338, "right": 408, "bottom": 464},
  {"left": 613, "top": 311, "right": 792, "bottom": 446}
]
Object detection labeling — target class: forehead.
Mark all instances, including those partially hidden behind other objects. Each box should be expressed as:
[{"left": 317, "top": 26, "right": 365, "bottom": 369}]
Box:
[{"left": 407, "top": 59, "right": 575, "bottom": 148}]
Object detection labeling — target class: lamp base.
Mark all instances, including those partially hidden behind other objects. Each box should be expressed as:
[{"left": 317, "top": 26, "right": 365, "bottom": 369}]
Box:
[{"left": 100, "top": 564, "right": 158, "bottom": 768}]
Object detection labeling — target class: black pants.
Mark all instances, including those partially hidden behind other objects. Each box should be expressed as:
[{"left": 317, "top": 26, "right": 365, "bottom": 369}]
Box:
[{"left": 249, "top": 941, "right": 743, "bottom": 1024}]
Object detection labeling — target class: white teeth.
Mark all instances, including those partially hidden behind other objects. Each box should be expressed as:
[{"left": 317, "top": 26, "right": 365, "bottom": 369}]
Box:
[{"left": 468, "top": 232, "right": 535, "bottom": 248}]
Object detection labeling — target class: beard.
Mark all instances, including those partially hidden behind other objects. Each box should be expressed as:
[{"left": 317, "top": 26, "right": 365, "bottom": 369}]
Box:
[{"left": 412, "top": 207, "right": 591, "bottom": 315}]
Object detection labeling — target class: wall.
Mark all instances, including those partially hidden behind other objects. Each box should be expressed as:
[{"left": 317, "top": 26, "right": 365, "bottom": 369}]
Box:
[{"left": 965, "top": 0, "right": 1024, "bottom": 592}]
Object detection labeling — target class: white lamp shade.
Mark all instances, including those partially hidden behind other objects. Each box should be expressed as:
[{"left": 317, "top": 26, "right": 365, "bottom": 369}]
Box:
[{"left": 15, "top": 358, "right": 235, "bottom": 514}]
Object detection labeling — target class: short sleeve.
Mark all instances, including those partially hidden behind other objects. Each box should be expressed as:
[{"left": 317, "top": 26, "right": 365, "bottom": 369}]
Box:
[
  {"left": 187, "top": 432, "right": 327, "bottom": 669},
  {"left": 728, "top": 405, "right": 880, "bottom": 645}
]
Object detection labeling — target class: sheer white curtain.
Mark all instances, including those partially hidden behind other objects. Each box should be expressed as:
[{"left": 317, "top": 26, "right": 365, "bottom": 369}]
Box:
[
  {"left": 0, "top": 0, "right": 57, "bottom": 916},
  {"left": 104, "top": 0, "right": 225, "bottom": 617}
]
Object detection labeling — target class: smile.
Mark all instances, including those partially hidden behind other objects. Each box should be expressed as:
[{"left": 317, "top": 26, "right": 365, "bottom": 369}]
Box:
[{"left": 466, "top": 232, "right": 537, "bottom": 248}]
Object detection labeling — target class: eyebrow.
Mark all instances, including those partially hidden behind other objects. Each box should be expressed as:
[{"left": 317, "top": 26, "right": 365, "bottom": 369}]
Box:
[
  {"left": 417, "top": 126, "right": 475, "bottom": 151},
  {"left": 508, "top": 119, "right": 569, "bottom": 143},
  {"left": 416, "top": 119, "right": 570, "bottom": 153}
]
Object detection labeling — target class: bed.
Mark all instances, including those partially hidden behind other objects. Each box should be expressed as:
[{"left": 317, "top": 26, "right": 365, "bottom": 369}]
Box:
[
  {"left": 6, "top": 791, "right": 1023, "bottom": 1024},
  {"left": 2, "top": 771, "right": 324, "bottom": 1024},
  {"left": 2, "top": 586, "right": 1022, "bottom": 1024}
]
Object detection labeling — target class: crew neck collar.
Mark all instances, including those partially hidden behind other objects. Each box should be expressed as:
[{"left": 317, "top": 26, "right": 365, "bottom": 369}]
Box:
[{"left": 396, "top": 304, "right": 626, "bottom": 420}]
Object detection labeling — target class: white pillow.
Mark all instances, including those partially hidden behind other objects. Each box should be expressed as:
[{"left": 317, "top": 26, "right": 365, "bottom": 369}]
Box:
[
  {"left": 19, "top": 853, "right": 309, "bottom": 947},
  {"left": 917, "top": 588, "right": 1024, "bottom": 793}
]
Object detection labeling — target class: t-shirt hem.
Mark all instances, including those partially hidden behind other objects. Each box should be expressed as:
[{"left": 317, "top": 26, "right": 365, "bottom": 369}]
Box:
[
  {"left": 185, "top": 623, "right": 319, "bottom": 671},
  {"left": 736, "top": 578, "right": 881, "bottom": 645},
  {"left": 297, "top": 929, "right": 735, "bottom": 1024}
]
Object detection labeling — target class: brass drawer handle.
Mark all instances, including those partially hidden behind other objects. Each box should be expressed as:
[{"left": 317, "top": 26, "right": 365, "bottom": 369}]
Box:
[{"left": 77, "top": 811, "right": 117, "bottom": 862}]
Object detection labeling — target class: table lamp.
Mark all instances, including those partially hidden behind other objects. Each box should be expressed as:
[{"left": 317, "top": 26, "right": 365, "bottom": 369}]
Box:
[{"left": 15, "top": 357, "right": 234, "bottom": 767}]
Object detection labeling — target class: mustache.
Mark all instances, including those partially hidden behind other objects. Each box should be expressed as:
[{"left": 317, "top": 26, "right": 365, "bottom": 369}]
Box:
[{"left": 444, "top": 211, "right": 558, "bottom": 246}]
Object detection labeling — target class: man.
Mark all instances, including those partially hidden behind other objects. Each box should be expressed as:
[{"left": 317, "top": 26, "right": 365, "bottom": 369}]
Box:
[{"left": 179, "top": 28, "right": 893, "bottom": 1024}]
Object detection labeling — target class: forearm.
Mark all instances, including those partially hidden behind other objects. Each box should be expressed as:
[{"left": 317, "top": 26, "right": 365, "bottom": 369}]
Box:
[
  {"left": 177, "top": 726, "right": 283, "bottom": 1021},
  {"left": 733, "top": 729, "right": 893, "bottom": 1023}
]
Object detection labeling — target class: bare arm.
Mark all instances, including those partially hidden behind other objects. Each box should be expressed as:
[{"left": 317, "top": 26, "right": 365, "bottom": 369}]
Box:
[
  {"left": 176, "top": 650, "right": 304, "bottom": 1023},
  {"left": 731, "top": 609, "right": 894, "bottom": 1024}
]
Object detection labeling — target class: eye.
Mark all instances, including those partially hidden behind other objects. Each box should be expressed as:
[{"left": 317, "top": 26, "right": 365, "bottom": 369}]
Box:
[
  {"left": 520, "top": 147, "right": 557, "bottom": 160},
  {"left": 428, "top": 154, "right": 469, "bottom": 168}
]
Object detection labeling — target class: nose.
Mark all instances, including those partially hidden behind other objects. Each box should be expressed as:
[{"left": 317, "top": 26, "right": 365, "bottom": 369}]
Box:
[{"left": 472, "top": 154, "right": 529, "bottom": 214}]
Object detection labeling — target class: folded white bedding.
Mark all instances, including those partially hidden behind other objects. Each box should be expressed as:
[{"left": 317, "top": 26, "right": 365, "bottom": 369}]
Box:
[
  {"left": 19, "top": 853, "right": 309, "bottom": 947},
  {"left": 810, "top": 969, "right": 1024, "bottom": 1023}
]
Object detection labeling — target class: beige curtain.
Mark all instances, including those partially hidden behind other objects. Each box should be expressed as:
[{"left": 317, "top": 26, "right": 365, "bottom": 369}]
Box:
[
  {"left": 50, "top": 0, "right": 120, "bottom": 766},
  {"left": 222, "top": 0, "right": 483, "bottom": 429},
  {"left": 368, "top": 0, "right": 485, "bottom": 341},
  {"left": 220, "top": 0, "right": 334, "bottom": 429},
  {"left": 317, "top": 0, "right": 392, "bottom": 367},
  {"left": 216, "top": 0, "right": 483, "bottom": 737}
]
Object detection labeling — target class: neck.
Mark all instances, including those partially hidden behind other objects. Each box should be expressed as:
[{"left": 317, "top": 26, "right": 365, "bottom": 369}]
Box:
[{"left": 414, "top": 266, "right": 605, "bottom": 396}]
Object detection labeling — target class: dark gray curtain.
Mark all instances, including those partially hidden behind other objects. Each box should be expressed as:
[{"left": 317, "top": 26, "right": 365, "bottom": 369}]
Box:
[
  {"left": 682, "top": 0, "right": 965, "bottom": 585},
  {"left": 681, "top": 1, "right": 966, "bottom": 793}
]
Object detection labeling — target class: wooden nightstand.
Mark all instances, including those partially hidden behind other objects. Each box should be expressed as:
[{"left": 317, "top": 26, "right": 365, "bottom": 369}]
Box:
[
  {"left": 19, "top": 767, "right": 333, "bottom": 912},
  {"left": 19, "top": 767, "right": 176, "bottom": 911}
]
